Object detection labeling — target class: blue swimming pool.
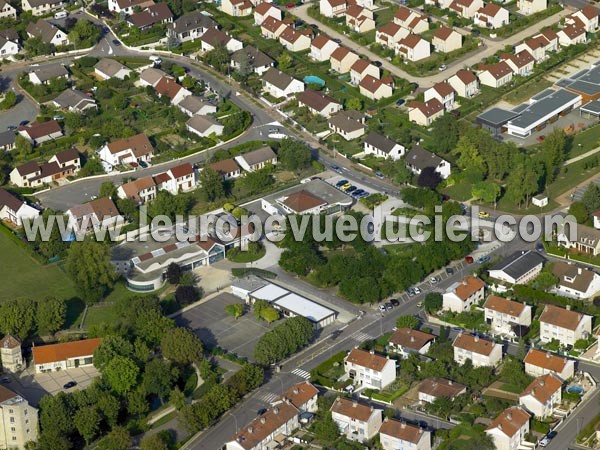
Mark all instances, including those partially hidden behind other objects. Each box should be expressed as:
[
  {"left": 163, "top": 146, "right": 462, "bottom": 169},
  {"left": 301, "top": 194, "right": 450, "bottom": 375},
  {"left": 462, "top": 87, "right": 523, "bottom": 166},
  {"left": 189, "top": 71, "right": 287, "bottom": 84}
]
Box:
[
  {"left": 567, "top": 386, "right": 584, "bottom": 395},
  {"left": 304, "top": 75, "right": 326, "bottom": 86}
]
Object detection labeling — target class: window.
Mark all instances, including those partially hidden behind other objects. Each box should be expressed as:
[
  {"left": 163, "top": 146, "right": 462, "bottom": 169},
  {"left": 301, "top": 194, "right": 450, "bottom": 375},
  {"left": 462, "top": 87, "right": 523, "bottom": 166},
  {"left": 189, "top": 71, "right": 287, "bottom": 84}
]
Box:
[
  {"left": 10, "top": 418, "right": 14, "bottom": 423},
  {"left": 10, "top": 427, "right": 15, "bottom": 432},
  {"left": 8, "top": 409, "right": 13, "bottom": 414}
]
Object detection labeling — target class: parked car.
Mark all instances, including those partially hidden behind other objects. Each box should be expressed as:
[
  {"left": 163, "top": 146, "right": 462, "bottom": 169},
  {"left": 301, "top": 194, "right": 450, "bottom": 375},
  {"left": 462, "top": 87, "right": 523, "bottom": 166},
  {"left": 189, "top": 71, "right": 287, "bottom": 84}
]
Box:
[
  {"left": 112, "top": 39, "right": 121, "bottom": 46},
  {"left": 6, "top": 125, "right": 16, "bottom": 131},
  {"left": 373, "top": 60, "right": 383, "bottom": 67},
  {"left": 333, "top": 38, "right": 342, "bottom": 44},
  {"left": 536, "top": 242, "right": 545, "bottom": 252},
  {"left": 346, "top": 186, "right": 357, "bottom": 193},
  {"left": 309, "top": 23, "right": 319, "bottom": 29},
  {"left": 53, "top": 115, "right": 65, "bottom": 120},
  {"left": 445, "top": 267, "right": 454, "bottom": 275},
  {"left": 257, "top": 408, "right": 267, "bottom": 416},
  {"left": 465, "top": 255, "right": 474, "bottom": 264},
  {"left": 343, "top": 384, "right": 354, "bottom": 393},
  {"left": 375, "top": 171, "right": 384, "bottom": 179},
  {"left": 416, "top": 301, "right": 424, "bottom": 308},
  {"left": 19, "top": 120, "right": 29, "bottom": 127},
  {"left": 330, "top": 164, "right": 342, "bottom": 173},
  {"left": 414, "top": 287, "right": 421, "bottom": 295},
  {"left": 539, "top": 431, "right": 557, "bottom": 447},
  {"left": 268, "top": 127, "right": 279, "bottom": 133},
  {"left": 406, "top": 287, "right": 415, "bottom": 297},
  {"left": 352, "top": 189, "right": 365, "bottom": 197},
  {"left": 139, "top": 161, "right": 148, "bottom": 168},
  {"left": 476, "top": 255, "right": 490, "bottom": 264},
  {"left": 390, "top": 299, "right": 400, "bottom": 307},
  {"left": 330, "top": 329, "right": 342, "bottom": 340},
  {"left": 479, "top": 211, "right": 490, "bottom": 218},
  {"left": 429, "top": 277, "right": 438, "bottom": 285},
  {"left": 336, "top": 179, "right": 349, "bottom": 187},
  {"left": 0, "top": 377, "right": 10, "bottom": 383},
  {"left": 438, "top": 64, "right": 447, "bottom": 71},
  {"left": 341, "top": 183, "right": 353, "bottom": 191},
  {"left": 396, "top": 98, "right": 405, "bottom": 107},
  {"left": 63, "top": 381, "right": 77, "bottom": 389},
  {"left": 378, "top": 304, "right": 386, "bottom": 312},
  {"left": 385, "top": 302, "right": 393, "bottom": 310}
]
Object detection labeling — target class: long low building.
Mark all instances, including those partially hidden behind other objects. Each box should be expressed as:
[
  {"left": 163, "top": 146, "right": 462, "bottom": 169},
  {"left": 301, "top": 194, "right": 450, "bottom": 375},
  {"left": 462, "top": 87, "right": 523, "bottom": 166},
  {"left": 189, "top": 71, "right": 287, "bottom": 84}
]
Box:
[{"left": 32, "top": 338, "right": 102, "bottom": 373}]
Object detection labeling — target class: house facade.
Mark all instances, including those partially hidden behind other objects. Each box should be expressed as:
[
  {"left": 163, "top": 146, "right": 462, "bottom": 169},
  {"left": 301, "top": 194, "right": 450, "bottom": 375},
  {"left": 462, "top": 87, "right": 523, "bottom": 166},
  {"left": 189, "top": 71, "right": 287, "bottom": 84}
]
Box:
[
  {"left": 442, "top": 275, "right": 485, "bottom": 313},
  {"left": 483, "top": 295, "right": 532, "bottom": 335},
  {"left": 539, "top": 304, "right": 592, "bottom": 347},
  {"left": 551, "top": 261, "right": 600, "bottom": 299},
  {"left": 388, "top": 327, "right": 435, "bottom": 358},
  {"left": 32, "top": 338, "right": 102, "bottom": 373},
  {"left": 331, "top": 398, "right": 383, "bottom": 443},
  {"left": 379, "top": 418, "right": 431, "bottom": 450},
  {"left": 523, "top": 348, "right": 575, "bottom": 380},
  {"left": 344, "top": 348, "right": 396, "bottom": 390},
  {"left": 485, "top": 407, "right": 531, "bottom": 450},
  {"left": 519, "top": 374, "right": 562, "bottom": 418},
  {"left": 99, "top": 133, "right": 154, "bottom": 166},
  {"left": 453, "top": 333, "right": 503, "bottom": 367}
]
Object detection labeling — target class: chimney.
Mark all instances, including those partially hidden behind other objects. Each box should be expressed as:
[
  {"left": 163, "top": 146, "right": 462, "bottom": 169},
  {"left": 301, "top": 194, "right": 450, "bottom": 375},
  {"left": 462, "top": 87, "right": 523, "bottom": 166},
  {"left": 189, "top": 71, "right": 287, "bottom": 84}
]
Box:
[
  {"left": 539, "top": 380, "right": 545, "bottom": 387},
  {"left": 448, "top": 380, "right": 453, "bottom": 385},
  {"left": 401, "top": 421, "right": 406, "bottom": 429},
  {"left": 293, "top": 388, "right": 299, "bottom": 395},
  {"left": 547, "top": 352, "right": 551, "bottom": 358},
  {"left": 352, "top": 400, "right": 358, "bottom": 407},
  {"left": 248, "top": 426, "right": 254, "bottom": 433},
  {"left": 566, "top": 305, "right": 571, "bottom": 311},
  {"left": 507, "top": 412, "right": 512, "bottom": 421},
  {"left": 273, "top": 407, "right": 279, "bottom": 414},
  {"left": 261, "top": 417, "right": 266, "bottom": 424},
  {"left": 410, "top": 336, "right": 415, "bottom": 343},
  {"left": 474, "top": 336, "right": 479, "bottom": 342},
  {"left": 578, "top": 267, "right": 582, "bottom": 275},
  {"left": 370, "top": 349, "right": 375, "bottom": 355}
]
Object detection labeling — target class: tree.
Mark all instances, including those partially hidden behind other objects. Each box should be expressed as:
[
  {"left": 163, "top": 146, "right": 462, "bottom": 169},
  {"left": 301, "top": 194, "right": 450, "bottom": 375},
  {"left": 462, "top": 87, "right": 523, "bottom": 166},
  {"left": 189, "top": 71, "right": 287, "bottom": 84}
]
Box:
[
  {"left": 472, "top": 181, "right": 501, "bottom": 205},
  {"left": 395, "top": 315, "right": 419, "bottom": 329},
  {"left": 103, "top": 356, "right": 139, "bottom": 395},
  {"left": 225, "top": 364, "right": 264, "bottom": 396},
  {"left": 143, "top": 359, "right": 176, "bottom": 401},
  {"left": 278, "top": 139, "right": 312, "bottom": 171},
  {"left": 97, "top": 393, "right": 120, "bottom": 427},
  {"left": 170, "top": 387, "right": 186, "bottom": 409},
  {"left": 98, "top": 426, "right": 131, "bottom": 450},
  {"left": 431, "top": 114, "right": 459, "bottom": 155},
  {"left": 197, "top": 167, "right": 225, "bottom": 202},
  {"left": 0, "top": 298, "right": 36, "bottom": 340},
  {"left": 569, "top": 201, "right": 588, "bottom": 224},
  {"left": 99, "top": 181, "right": 117, "bottom": 199},
  {"left": 68, "top": 19, "right": 102, "bottom": 48},
  {"left": 175, "top": 285, "right": 199, "bottom": 305},
  {"left": 161, "top": 327, "right": 204, "bottom": 364},
  {"left": 65, "top": 240, "right": 118, "bottom": 303},
  {"left": 74, "top": 407, "right": 101, "bottom": 445},
  {"left": 261, "top": 306, "right": 279, "bottom": 323},
  {"left": 225, "top": 303, "right": 244, "bottom": 319},
  {"left": 345, "top": 97, "right": 362, "bottom": 110},
  {"left": 0, "top": 91, "right": 16, "bottom": 110},
  {"left": 140, "top": 432, "right": 171, "bottom": 450},
  {"left": 312, "top": 412, "right": 339, "bottom": 443},
  {"left": 204, "top": 43, "right": 230, "bottom": 73},
  {"left": 582, "top": 182, "right": 600, "bottom": 215},
  {"left": 94, "top": 335, "right": 135, "bottom": 370},
  {"left": 166, "top": 263, "right": 182, "bottom": 284},
  {"left": 277, "top": 52, "right": 292, "bottom": 70},
  {"left": 235, "top": 50, "right": 252, "bottom": 77},
  {"left": 38, "top": 392, "right": 75, "bottom": 437},
  {"left": 424, "top": 292, "right": 442, "bottom": 313},
  {"left": 37, "top": 296, "right": 66, "bottom": 335},
  {"left": 417, "top": 166, "right": 442, "bottom": 189},
  {"left": 254, "top": 317, "right": 313, "bottom": 365},
  {"left": 126, "top": 387, "right": 149, "bottom": 417},
  {"left": 15, "top": 134, "right": 32, "bottom": 157}
]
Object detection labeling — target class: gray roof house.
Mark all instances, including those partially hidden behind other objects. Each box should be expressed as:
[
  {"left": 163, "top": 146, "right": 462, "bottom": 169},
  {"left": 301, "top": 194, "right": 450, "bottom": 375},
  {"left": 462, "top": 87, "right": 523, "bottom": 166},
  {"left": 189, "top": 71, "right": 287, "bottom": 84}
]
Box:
[
  {"left": 231, "top": 45, "right": 275, "bottom": 75},
  {"left": 176, "top": 95, "right": 217, "bottom": 117},
  {"left": 405, "top": 145, "right": 451, "bottom": 179},
  {"left": 0, "top": 130, "right": 15, "bottom": 151},
  {"left": 328, "top": 110, "right": 366, "bottom": 141},
  {"left": 94, "top": 59, "right": 132, "bottom": 80},
  {"left": 168, "top": 11, "right": 217, "bottom": 42},
  {"left": 186, "top": 115, "right": 224, "bottom": 138},
  {"left": 53, "top": 89, "right": 97, "bottom": 113},
  {"left": 488, "top": 250, "right": 545, "bottom": 285},
  {"left": 28, "top": 63, "right": 70, "bottom": 85},
  {"left": 363, "top": 132, "right": 405, "bottom": 161},
  {"left": 234, "top": 147, "right": 277, "bottom": 172},
  {"left": 26, "top": 19, "right": 68, "bottom": 46},
  {"left": 262, "top": 67, "right": 304, "bottom": 98}
]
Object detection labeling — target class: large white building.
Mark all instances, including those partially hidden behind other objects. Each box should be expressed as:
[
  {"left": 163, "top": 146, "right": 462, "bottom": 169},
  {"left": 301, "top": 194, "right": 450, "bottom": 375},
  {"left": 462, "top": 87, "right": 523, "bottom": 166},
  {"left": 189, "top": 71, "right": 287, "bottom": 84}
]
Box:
[
  {"left": 539, "top": 305, "right": 592, "bottom": 347},
  {"left": 488, "top": 250, "right": 544, "bottom": 285},
  {"left": 98, "top": 133, "right": 154, "bottom": 167},
  {"left": 453, "top": 333, "right": 502, "bottom": 367},
  {"left": 551, "top": 261, "right": 600, "bottom": 299},
  {"left": 344, "top": 348, "right": 396, "bottom": 390},
  {"left": 523, "top": 349, "right": 575, "bottom": 381},
  {"left": 442, "top": 276, "right": 485, "bottom": 313},
  {"left": 0, "top": 385, "right": 38, "bottom": 449},
  {"left": 483, "top": 295, "right": 532, "bottom": 335}
]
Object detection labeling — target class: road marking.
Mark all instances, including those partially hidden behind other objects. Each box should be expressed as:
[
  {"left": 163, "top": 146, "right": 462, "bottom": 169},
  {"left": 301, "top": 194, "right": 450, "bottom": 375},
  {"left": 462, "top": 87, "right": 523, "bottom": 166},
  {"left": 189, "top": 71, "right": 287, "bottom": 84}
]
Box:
[
  {"left": 256, "top": 392, "right": 279, "bottom": 404},
  {"left": 291, "top": 368, "right": 311, "bottom": 379},
  {"left": 351, "top": 332, "right": 375, "bottom": 342}
]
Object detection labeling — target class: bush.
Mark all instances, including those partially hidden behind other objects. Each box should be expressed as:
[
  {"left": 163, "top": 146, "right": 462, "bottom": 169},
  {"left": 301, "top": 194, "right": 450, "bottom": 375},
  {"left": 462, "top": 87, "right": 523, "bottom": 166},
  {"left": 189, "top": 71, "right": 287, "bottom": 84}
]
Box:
[{"left": 175, "top": 285, "right": 199, "bottom": 305}]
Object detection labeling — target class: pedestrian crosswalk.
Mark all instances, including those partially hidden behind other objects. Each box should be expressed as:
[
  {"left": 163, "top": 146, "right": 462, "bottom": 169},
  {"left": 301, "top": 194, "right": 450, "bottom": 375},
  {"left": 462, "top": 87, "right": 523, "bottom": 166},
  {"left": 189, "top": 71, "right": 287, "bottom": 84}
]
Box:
[
  {"left": 291, "top": 368, "right": 310, "bottom": 379},
  {"left": 351, "top": 332, "right": 375, "bottom": 342},
  {"left": 256, "top": 391, "right": 279, "bottom": 404}
]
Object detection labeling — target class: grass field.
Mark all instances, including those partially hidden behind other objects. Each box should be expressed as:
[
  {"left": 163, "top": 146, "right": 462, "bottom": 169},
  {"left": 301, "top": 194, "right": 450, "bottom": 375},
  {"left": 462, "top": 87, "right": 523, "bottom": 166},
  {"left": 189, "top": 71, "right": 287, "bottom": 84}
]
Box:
[
  {"left": 568, "top": 124, "right": 600, "bottom": 158},
  {"left": 0, "top": 231, "right": 77, "bottom": 301},
  {"left": 504, "top": 78, "right": 553, "bottom": 105}
]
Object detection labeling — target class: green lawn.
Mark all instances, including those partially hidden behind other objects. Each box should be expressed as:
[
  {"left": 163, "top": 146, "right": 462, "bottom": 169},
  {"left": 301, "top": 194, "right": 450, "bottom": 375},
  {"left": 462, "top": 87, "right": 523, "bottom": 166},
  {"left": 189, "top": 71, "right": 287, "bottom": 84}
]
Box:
[
  {"left": 569, "top": 124, "right": 600, "bottom": 158},
  {"left": 504, "top": 78, "right": 552, "bottom": 105},
  {"left": 82, "top": 303, "right": 121, "bottom": 330},
  {"left": 0, "top": 230, "right": 77, "bottom": 301},
  {"left": 442, "top": 182, "right": 474, "bottom": 202}
]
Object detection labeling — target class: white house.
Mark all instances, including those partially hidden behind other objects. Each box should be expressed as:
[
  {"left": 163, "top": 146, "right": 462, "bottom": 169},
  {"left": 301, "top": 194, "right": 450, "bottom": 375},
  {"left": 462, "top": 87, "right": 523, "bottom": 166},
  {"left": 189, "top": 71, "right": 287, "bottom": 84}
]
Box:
[
  {"left": 345, "top": 5, "right": 375, "bottom": 33},
  {"left": 474, "top": 3, "right": 509, "bottom": 29},
  {"left": 310, "top": 34, "right": 340, "bottom": 61},
  {"left": 408, "top": 98, "right": 444, "bottom": 126},
  {"left": 523, "top": 349, "right": 575, "bottom": 381},
  {"left": 10, "top": 147, "right": 80, "bottom": 188},
  {"left": 275, "top": 381, "right": 319, "bottom": 413},
  {"left": 483, "top": 295, "right": 532, "bottom": 335},
  {"left": 156, "top": 163, "right": 197, "bottom": 194},
  {"left": 477, "top": 61, "right": 513, "bottom": 88},
  {"left": 350, "top": 58, "right": 380, "bottom": 85},
  {"left": 138, "top": 68, "right": 167, "bottom": 88},
  {"left": 99, "top": 133, "right": 154, "bottom": 167},
  {"left": 28, "top": 63, "right": 69, "bottom": 86},
  {"left": 376, "top": 22, "right": 408, "bottom": 48},
  {"left": 539, "top": 304, "right": 592, "bottom": 347},
  {"left": 395, "top": 34, "right": 430, "bottom": 62},
  {"left": 22, "top": 0, "right": 65, "bottom": 16},
  {"left": 551, "top": 261, "right": 600, "bottom": 299},
  {"left": 154, "top": 76, "right": 191, "bottom": 106},
  {"left": 424, "top": 82, "right": 456, "bottom": 111},
  {"left": 518, "top": 0, "right": 546, "bottom": 15},
  {"left": 25, "top": 19, "right": 68, "bottom": 46},
  {"left": 566, "top": 6, "right": 599, "bottom": 32},
  {"left": 205, "top": 159, "right": 241, "bottom": 180},
  {"left": 328, "top": 110, "right": 366, "bottom": 141},
  {"left": 200, "top": 27, "right": 243, "bottom": 53},
  {"left": 557, "top": 223, "right": 600, "bottom": 256},
  {"left": 234, "top": 147, "right": 277, "bottom": 172},
  {"left": 418, "top": 378, "right": 467, "bottom": 404},
  {"left": 515, "top": 30, "right": 558, "bottom": 62},
  {"left": 331, "top": 398, "right": 383, "bottom": 443},
  {"left": 167, "top": 11, "right": 217, "bottom": 43},
  {"left": 0, "top": 32, "right": 18, "bottom": 56},
  {"left": 220, "top": 0, "right": 252, "bottom": 17},
  {"left": 186, "top": 115, "right": 224, "bottom": 138},
  {"left": 519, "top": 374, "right": 563, "bottom": 418},
  {"left": 453, "top": 333, "right": 503, "bottom": 367},
  {"left": 262, "top": 67, "right": 304, "bottom": 98},
  {"left": 254, "top": 2, "right": 281, "bottom": 25},
  {"left": 344, "top": 348, "right": 396, "bottom": 390},
  {"left": 379, "top": 418, "right": 431, "bottom": 450},
  {"left": 330, "top": 47, "right": 360, "bottom": 73},
  {"left": 107, "top": 0, "right": 153, "bottom": 14},
  {"left": 0, "top": 0, "right": 16, "bottom": 19},
  {"left": 447, "top": 69, "right": 479, "bottom": 98},
  {"left": 448, "top": 0, "right": 483, "bottom": 19},
  {"left": 297, "top": 90, "right": 342, "bottom": 118},
  {"left": 66, "top": 197, "right": 124, "bottom": 233},
  {"left": 432, "top": 26, "right": 462, "bottom": 53},
  {"left": 405, "top": 145, "right": 451, "bottom": 179},
  {"left": 231, "top": 46, "right": 274, "bottom": 76},
  {"left": 485, "top": 407, "right": 531, "bottom": 450},
  {"left": 117, "top": 177, "right": 157, "bottom": 204},
  {"left": 388, "top": 327, "right": 435, "bottom": 358},
  {"left": 278, "top": 26, "right": 311, "bottom": 52},
  {"left": 32, "top": 338, "right": 101, "bottom": 373},
  {"left": 393, "top": 6, "right": 429, "bottom": 32},
  {"left": 0, "top": 189, "right": 39, "bottom": 226},
  {"left": 18, "top": 120, "right": 62, "bottom": 146},
  {"left": 363, "top": 132, "right": 404, "bottom": 161},
  {"left": 260, "top": 16, "right": 287, "bottom": 39},
  {"left": 488, "top": 250, "right": 545, "bottom": 285},
  {"left": 320, "top": 0, "right": 347, "bottom": 17},
  {"left": 94, "top": 59, "right": 132, "bottom": 80},
  {"left": 501, "top": 50, "right": 535, "bottom": 76},
  {"left": 442, "top": 275, "right": 485, "bottom": 313},
  {"left": 176, "top": 95, "right": 217, "bottom": 117},
  {"left": 359, "top": 75, "right": 394, "bottom": 100},
  {"left": 558, "top": 23, "right": 587, "bottom": 47}
]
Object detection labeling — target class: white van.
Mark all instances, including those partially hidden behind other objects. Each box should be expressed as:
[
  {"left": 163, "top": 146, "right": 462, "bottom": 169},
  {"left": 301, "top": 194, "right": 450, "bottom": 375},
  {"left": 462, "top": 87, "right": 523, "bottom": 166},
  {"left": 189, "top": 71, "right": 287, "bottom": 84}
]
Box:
[
  {"left": 149, "top": 56, "right": 162, "bottom": 65},
  {"left": 54, "top": 10, "right": 68, "bottom": 19}
]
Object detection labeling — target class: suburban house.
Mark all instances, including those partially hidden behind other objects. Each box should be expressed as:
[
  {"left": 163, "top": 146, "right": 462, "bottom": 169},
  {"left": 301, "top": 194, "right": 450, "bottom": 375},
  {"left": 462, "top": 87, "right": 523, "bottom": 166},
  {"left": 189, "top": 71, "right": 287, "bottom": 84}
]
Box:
[
  {"left": 517, "top": 0, "right": 546, "bottom": 15},
  {"left": 99, "top": 133, "right": 154, "bottom": 166},
  {"left": 0, "top": 29, "right": 19, "bottom": 56},
  {"left": 393, "top": 6, "right": 429, "bottom": 33},
  {"left": 234, "top": 147, "right": 277, "bottom": 172},
  {"left": 260, "top": 16, "right": 287, "bottom": 39},
  {"left": 320, "top": 0, "right": 348, "bottom": 17},
  {"left": 483, "top": 295, "right": 532, "bottom": 335},
  {"left": 376, "top": 22, "right": 408, "bottom": 48},
  {"left": 66, "top": 197, "right": 124, "bottom": 233},
  {"left": 344, "top": 348, "right": 396, "bottom": 390},
  {"left": 205, "top": 158, "right": 241, "bottom": 180},
  {"left": 442, "top": 275, "right": 485, "bottom": 313},
  {"left": 18, "top": 120, "right": 62, "bottom": 146},
  {"left": 405, "top": 145, "right": 451, "bottom": 179},
  {"left": 167, "top": 11, "right": 217, "bottom": 42},
  {"left": 0, "top": 189, "right": 39, "bottom": 226},
  {"left": 379, "top": 418, "right": 432, "bottom": 450},
  {"left": 448, "top": 0, "right": 483, "bottom": 19},
  {"left": 488, "top": 250, "right": 545, "bottom": 285},
  {"left": 387, "top": 327, "right": 435, "bottom": 357},
  {"left": 28, "top": 63, "right": 69, "bottom": 85},
  {"left": 278, "top": 26, "right": 311, "bottom": 52},
  {"left": 117, "top": 177, "right": 157, "bottom": 204},
  {"left": 551, "top": 261, "right": 600, "bottom": 299},
  {"left": 0, "top": 0, "right": 16, "bottom": 19},
  {"left": 558, "top": 223, "right": 600, "bottom": 256},
  {"left": 424, "top": 82, "right": 456, "bottom": 110},
  {"left": 154, "top": 76, "right": 191, "bottom": 105},
  {"left": 138, "top": 68, "right": 167, "bottom": 88},
  {"left": 328, "top": 110, "right": 366, "bottom": 140},
  {"left": 519, "top": 374, "right": 563, "bottom": 418},
  {"left": 350, "top": 58, "right": 380, "bottom": 85},
  {"left": 485, "top": 406, "right": 531, "bottom": 450},
  {"left": 262, "top": 67, "right": 304, "bottom": 99},
  {"left": 231, "top": 45, "right": 274, "bottom": 75},
  {"left": 408, "top": 98, "right": 444, "bottom": 126},
  {"left": 474, "top": 3, "right": 509, "bottom": 29},
  {"left": 395, "top": 34, "right": 430, "bottom": 62},
  {"left": 297, "top": 90, "right": 342, "bottom": 118},
  {"left": 330, "top": 47, "right": 360, "bottom": 73},
  {"left": 418, "top": 378, "right": 467, "bottom": 404},
  {"left": 276, "top": 190, "right": 329, "bottom": 215},
  {"left": 185, "top": 115, "right": 224, "bottom": 138},
  {"left": 310, "top": 34, "right": 340, "bottom": 61},
  {"left": 359, "top": 75, "right": 394, "bottom": 100},
  {"left": 501, "top": 50, "right": 535, "bottom": 76},
  {"left": 53, "top": 89, "right": 97, "bottom": 113},
  {"left": 32, "top": 338, "right": 102, "bottom": 373},
  {"left": 0, "top": 131, "right": 15, "bottom": 152},
  {"left": 177, "top": 95, "right": 217, "bottom": 117},
  {"left": 10, "top": 147, "right": 80, "bottom": 188},
  {"left": 220, "top": 0, "right": 252, "bottom": 17},
  {"left": 26, "top": 19, "right": 69, "bottom": 46},
  {"left": 363, "top": 132, "right": 404, "bottom": 160},
  {"left": 275, "top": 381, "right": 319, "bottom": 413},
  {"left": 477, "top": 61, "right": 513, "bottom": 88},
  {"left": 515, "top": 30, "right": 558, "bottom": 62},
  {"left": 126, "top": 3, "right": 173, "bottom": 30},
  {"left": 539, "top": 304, "right": 592, "bottom": 347},
  {"left": 254, "top": 2, "right": 281, "bottom": 25},
  {"left": 155, "top": 163, "right": 197, "bottom": 194},
  {"left": 453, "top": 333, "right": 503, "bottom": 367},
  {"left": 94, "top": 58, "right": 132, "bottom": 80},
  {"left": 432, "top": 26, "right": 462, "bottom": 53},
  {"left": 330, "top": 397, "right": 383, "bottom": 443},
  {"left": 523, "top": 348, "right": 575, "bottom": 380},
  {"left": 566, "top": 5, "right": 599, "bottom": 32},
  {"left": 0, "top": 335, "right": 23, "bottom": 373},
  {"left": 22, "top": 0, "right": 65, "bottom": 15},
  {"left": 200, "top": 27, "right": 243, "bottom": 53},
  {"left": 0, "top": 385, "right": 38, "bottom": 449},
  {"left": 558, "top": 22, "right": 587, "bottom": 47},
  {"left": 345, "top": 5, "right": 375, "bottom": 33},
  {"left": 225, "top": 401, "right": 300, "bottom": 450},
  {"left": 107, "top": 0, "right": 153, "bottom": 14},
  {"left": 447, "top": 69, "right": 479, "bottom": 98}
]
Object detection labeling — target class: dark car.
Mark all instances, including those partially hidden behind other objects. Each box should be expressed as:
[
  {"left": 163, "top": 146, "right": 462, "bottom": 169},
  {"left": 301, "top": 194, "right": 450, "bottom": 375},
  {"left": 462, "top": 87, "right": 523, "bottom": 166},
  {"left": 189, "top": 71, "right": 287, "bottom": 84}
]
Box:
[
  {"left": 295, "top": 1, "right": 303, "bottom": 6},
  {"left": 139, "top": 161, "right": 148, "bottom": 168},
  {"left": 19, "top": 120, "right": 29, "bottom": 126},
  {"left": 373, "top": 60, "right": 383, "bottom": 67},
  {"left": 536, "top": 242, "right": 545, "bottom": 252},
  {"left": 333, "top": 38, "right": 342, "bottom": 44},
  {"left": 63, "top": 381, "right": 77, "bottom": 389},
  {"left": 112, "top": 39, "right": 121, "bottom": 46},
  {"left": 309, "top": 23, "right": 319, "bottom": 29},
  {"left": 390, "top": 299, "right": 400, "bottom": 307},
  {"left": 6, "top": 125, "right": 16, "bottom": 131},
  {"left": 330, "top": 329, "right": 342, "bottom": 340},
  {"left": 471, "top": 28, "right": 481, "bottom": 35},
  {"left": 396, "top": 99, "right": 405, "bottom": 107},
  {"left": 0, "top": 377, "right": 10, "bottom": 383},
  {"left": 330, "top": 164, "right": 342, "bottom": 173},
  {"left": 336, "top": 179, "right": 349, "bottom": 187},
  {"left": 102, "top": 26, "right": 110, "bottom": 33},
  {"left": 257, "top": 408, "right": 267, "bottom": 416},
  {"left": 294, "top": 19, "right": 305, "bottom": 27},
  {"left": 445, "top": 267, "right": 454, "bottom": 275},
  {"left": 375, "top": 171, "right": 384, "bottom": 179},
  {"left": 385, "top": 302, "right": 393, "bottom": 310},
  {"left": 346, "top": 186, "right": 357, "bottom": 193}
]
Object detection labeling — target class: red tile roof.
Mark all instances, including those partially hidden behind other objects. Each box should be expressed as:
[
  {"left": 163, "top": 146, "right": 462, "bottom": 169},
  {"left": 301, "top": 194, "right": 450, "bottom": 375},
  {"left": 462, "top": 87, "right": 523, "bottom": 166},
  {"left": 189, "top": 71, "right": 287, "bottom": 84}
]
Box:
[{"left": 33, "top": 338, "right": 102, "bottom": 365}]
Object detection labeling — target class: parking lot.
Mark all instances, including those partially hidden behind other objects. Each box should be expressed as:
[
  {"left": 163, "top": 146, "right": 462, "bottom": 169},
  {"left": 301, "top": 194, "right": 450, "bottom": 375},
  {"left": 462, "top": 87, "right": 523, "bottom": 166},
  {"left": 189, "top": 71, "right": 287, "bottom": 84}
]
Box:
[
  {"left": 324, "top": 174, "right": 381, "bottom": 200},
  {"left": 173, "top": 292, "right": 275, "bottom": 361}
]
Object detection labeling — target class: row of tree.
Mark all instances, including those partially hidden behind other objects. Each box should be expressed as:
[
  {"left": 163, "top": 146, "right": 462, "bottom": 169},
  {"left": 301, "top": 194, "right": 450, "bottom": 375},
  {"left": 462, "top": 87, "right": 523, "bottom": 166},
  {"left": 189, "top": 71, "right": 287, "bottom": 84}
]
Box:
[{"left": 253, "top": 316, "right": 314, "bottom": 365}]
